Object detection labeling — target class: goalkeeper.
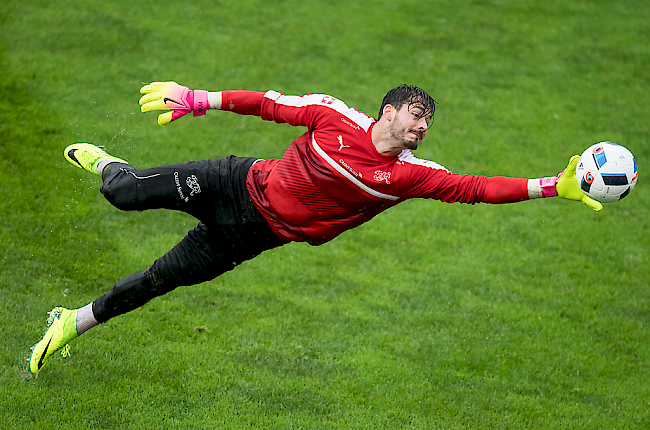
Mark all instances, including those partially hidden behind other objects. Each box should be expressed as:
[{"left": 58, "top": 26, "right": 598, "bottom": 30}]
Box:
[{"left": 29, "top": 81, "right": 601, "bottom": 374}]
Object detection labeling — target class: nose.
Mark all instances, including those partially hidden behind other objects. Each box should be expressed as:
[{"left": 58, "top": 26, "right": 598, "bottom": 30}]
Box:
[{"left": 417, "top": 117, "right": 428, "bottom": 132}]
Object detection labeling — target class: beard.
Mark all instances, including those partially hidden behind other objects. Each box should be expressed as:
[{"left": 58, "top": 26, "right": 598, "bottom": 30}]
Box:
[{"left": 389, "top": 117, "right": 421, "bottom": 151}]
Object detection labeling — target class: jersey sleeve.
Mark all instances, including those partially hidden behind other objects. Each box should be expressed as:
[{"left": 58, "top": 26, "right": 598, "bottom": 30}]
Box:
[
  {"left": 221, "top": 90, "right": 374, "bottom": 133},
  {"left": 405, "top": 168, "right": 487, "bottom": 203},
  {"left": 481, "top": 176, "right": 529, "bottom": 203},
  {"left": 259, "top": 91, "right": 349, "bottom": 130},
  {"left": 405, "top": 163, "right": 529, "bottom": 204},
  {"left": 220, "top": 90, "right": 265, "bottom": 116}
]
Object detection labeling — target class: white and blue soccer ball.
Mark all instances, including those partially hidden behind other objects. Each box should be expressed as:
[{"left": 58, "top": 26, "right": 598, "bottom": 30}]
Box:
[{"left": 575, "top": 141, "right": 637, "bottom": 203}]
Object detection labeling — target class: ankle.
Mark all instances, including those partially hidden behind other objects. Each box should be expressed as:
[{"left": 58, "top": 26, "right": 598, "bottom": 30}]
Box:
[
  {"left": 100, "top": 162, "right": 133, "bottom": 180},
  {"left": 76, "top": 303, "right": 99, "bottom": 335}
]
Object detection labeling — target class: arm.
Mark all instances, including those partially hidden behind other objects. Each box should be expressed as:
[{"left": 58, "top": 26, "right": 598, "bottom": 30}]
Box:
[
  {"left": 409, "top": 158, "right": 602, "bottom": 210},
  {"left": 476, "top": 157, "right": 603, "bottom": 210},
  {"left": 138, "top": 83, "right": 268, "bottom": 125},
  {"left": 479, "top": 176, "right": 561, "bottom": 203},
  {"left": 139, "top": 82, "right": 362, "bottom": 130},
  {"left": 212, "top": 90, "right": 335, "bottom": 128},
  {"left": 208, "top": 91, "right": 264, "bottom": 116}
]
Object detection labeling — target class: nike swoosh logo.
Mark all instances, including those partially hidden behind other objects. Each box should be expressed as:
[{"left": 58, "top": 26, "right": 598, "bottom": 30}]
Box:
[
  {"left": 163, "top": 97, "right": 182, "bottom": 106},
  {"left": 38, "top": 336, "right": 53, "bottom": 370},
  {"left": 67, "top": 149, "right": 83, "bottom": 168}
]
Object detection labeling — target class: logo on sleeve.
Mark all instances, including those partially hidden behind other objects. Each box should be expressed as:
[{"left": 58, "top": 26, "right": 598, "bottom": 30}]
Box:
[{"left": 321, "top": 96, "right": 335, "bottom": 105}]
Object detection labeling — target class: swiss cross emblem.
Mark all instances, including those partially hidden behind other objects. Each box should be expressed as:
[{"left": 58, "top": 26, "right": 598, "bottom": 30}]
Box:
[
  {"left": 321, "top": 96, "right": 335, "bottom": 105},
  {"left": 373, "top": 170, "right": 391, "bottom": 184}
]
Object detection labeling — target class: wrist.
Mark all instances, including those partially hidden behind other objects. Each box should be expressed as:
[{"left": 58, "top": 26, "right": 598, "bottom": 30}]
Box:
[
  {"left": 528, "top": 176, "right": 559, "bottom": 199},
  {"left": 540, "top": 176, "right": 559, "bottom": 197},
  {"left": 189, "top": 90, "right": 209, "bottom": 117},
  {"left": 207, "top": 92, "right": 223, "bottom": 110}
]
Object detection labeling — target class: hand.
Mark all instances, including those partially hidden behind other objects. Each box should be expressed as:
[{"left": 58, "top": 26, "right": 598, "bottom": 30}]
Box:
[
  {"left": 556, "top": 155, "right": 603, "bottom": 211},
  {"left": 139, "top": 82, "right": 208, "bottom": 126}
]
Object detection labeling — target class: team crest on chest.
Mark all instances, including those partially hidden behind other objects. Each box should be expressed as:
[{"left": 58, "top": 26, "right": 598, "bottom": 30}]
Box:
[{"left": 373, "top": 170, "right": 391, "bottom": 184}]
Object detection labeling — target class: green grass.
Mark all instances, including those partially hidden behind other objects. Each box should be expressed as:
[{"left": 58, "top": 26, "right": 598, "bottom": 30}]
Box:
[{"left": 2, "top": 0, "right": 649, "bottom": 428}]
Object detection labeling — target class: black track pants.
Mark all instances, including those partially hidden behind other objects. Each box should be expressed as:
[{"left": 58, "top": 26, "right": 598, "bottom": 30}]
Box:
[{"left": 91, "top": 156, "right": 287, "bottom": 323}]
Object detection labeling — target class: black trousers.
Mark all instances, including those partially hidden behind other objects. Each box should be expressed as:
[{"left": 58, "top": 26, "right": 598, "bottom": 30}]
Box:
[{"left": 91, "top": 156, "right": 287, "bottom": 323}]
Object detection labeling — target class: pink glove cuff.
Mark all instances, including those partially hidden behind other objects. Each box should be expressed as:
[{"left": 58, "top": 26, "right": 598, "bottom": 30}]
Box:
[
  {"left": 191, "top": 90, "right": 209, "bottom": 117},
  {"left": 540, "top": 176, "right": 559, "bottom": 198}
]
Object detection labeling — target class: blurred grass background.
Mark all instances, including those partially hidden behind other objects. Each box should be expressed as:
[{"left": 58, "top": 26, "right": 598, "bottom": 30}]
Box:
[{"left": 1, "top": 0, "right": 649, "bottom": 428}]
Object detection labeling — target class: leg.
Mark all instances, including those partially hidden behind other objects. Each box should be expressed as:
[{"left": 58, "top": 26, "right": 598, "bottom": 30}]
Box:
[
  {"left": 30, "top": 149, "right": 278, "bottom": 373},
  {"left": 100, "top": 156, "right": 260, "bottom": 223},
  {"left": 64, "top": 143, "right": 261, "bottom": 224},
  {"left": 29, "top": 220, "right": 284, "bottom": 373},
  {"left": 93, "top": 155, "right": 275, "bottom": 321},
  {"left": 92, "top": 220, "right": 285, "bottom": 322}
]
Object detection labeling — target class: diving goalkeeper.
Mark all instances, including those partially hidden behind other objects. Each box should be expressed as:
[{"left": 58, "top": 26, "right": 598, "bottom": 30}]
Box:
[{"left": 29, "top": 82, "right": 601, "bottom": 373}]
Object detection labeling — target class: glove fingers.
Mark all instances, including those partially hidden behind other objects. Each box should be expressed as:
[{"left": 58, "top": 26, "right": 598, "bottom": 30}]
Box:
[
  {"left": 140, "top": 97, "right": 169, "bottom": 113},
  {"left": 555, "top": 154, "right": 604, "bottom": 211},
  {"left": 564, "top": 155, "right": 579, "bottom": 176},
  {"left": 556, "top": 155, "right": 584, "bottom": 200},
  {"left": 140, "top": 81, "right": 176, "bottom": 94},
  {"left": 582, "top": 195, "right": 603, "bottom": 211},
  {"left": 139, "top": 81, "right": 188, "bottom": 126},
  {"left": 157, "top": 111, "right": 173, "bottom": 126},
  {"left": 139, "top": 92, "right": 163, "bottom": 106}
]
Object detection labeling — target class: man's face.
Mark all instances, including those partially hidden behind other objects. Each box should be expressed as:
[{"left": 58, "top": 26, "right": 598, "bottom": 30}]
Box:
[{"left": 388, "top": 103, "right": 432, "bottom": 151}]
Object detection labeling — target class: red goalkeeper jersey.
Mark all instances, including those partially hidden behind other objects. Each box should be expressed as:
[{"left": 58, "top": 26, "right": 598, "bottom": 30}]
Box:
[{"left": 220, "top": 90, "right": 527, "bottom": 245}]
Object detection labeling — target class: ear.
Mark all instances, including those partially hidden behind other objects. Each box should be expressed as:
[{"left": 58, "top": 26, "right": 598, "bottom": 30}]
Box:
[{"left": 382, "top": 104, "right": 395, "bottom": 121}]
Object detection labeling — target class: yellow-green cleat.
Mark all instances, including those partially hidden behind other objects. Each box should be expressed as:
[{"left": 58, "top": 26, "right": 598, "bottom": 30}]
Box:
[
  {"left": 64, "top": 143, "right": 128, "bottom": 175},
  {"left": 29, "top": 307, "right": 78, "bottom": 374}
]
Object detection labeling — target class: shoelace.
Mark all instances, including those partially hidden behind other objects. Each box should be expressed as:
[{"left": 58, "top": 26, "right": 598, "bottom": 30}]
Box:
[
  {"left": 44, "top": 308, "right": 62, "bottom": 332},
  {"left": 61, "top": 344, "right": 71, "bottom": 358},
  {"left": 79, "top": 148, "right": 106, "bottom": 167},
  {"left": 46, "top": 307, "right": 73, "bottom": 358}
]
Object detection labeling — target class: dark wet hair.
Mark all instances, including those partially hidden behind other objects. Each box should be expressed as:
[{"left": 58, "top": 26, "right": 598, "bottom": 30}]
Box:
[{"left": 378, "top": 84, "right": 436, "bottom": 123}]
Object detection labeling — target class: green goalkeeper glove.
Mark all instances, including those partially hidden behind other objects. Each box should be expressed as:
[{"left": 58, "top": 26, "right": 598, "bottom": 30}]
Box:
[
  {"left": 139, "top": 81, "right": 209, "bottom": 126},
  {"left": 556, "top": 155, "right": 603, "bottom": 211}
]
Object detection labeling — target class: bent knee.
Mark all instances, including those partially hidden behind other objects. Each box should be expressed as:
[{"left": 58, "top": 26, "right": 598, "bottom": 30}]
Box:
[{"left": 100, "top": 169, "right": 139, "bottom": 210}]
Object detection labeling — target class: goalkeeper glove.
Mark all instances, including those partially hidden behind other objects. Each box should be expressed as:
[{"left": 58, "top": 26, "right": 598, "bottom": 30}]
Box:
[
  {"left": 556, "top": 155, "right": 603, "bottom": 211},
  {"left": 139, "top": 81, "right": 209, "bottom": 126}
]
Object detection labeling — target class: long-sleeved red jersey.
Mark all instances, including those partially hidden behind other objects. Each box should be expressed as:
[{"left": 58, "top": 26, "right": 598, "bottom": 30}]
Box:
[{"left": 220, "top": 90, "right": 528, "bottom": 245}]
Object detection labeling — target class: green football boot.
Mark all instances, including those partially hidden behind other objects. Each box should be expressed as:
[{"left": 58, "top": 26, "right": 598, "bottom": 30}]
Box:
[
  {"left": 64, "top": 143, "right": 128, "bottom": 175},
  {"left": 29, "top": 307, "right": 78, "bottom": 374}
]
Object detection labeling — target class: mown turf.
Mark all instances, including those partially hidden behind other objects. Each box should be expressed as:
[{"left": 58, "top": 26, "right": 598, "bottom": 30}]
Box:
[{"left": 1, "top": 0, "right": 649, "bottom": 428}]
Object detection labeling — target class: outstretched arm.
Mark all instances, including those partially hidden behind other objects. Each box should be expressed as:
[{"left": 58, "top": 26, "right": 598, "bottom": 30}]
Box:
[
  {"left": 139, "top": 82, "right": 358, "bottom": 129},
  {"left": 481, "top": 156, "right": 602, "bottom": 211},
  {"left": 414, "top": 156, "right": 602, "bottom": 211}
]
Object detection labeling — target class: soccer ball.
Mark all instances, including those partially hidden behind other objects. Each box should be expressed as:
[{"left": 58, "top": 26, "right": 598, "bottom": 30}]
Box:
[{"left": 574, "top": 141, "right": 637, "bottom": 203}]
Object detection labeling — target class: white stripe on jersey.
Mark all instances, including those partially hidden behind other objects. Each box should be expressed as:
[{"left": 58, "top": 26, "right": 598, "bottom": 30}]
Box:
[
  {"left": 311, "top": 135, "right": 399, "bottom": 201},
  {"left": 398, "top": 149, "right": 449, "bottom": 172},
  {"left": 264, "top": 90, "right": 375, "bottom": 132}
]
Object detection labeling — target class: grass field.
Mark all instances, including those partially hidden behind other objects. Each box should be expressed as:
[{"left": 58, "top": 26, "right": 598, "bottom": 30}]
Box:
[{"left": 2, "top": 0, "right": 649, "bottom": 428}]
